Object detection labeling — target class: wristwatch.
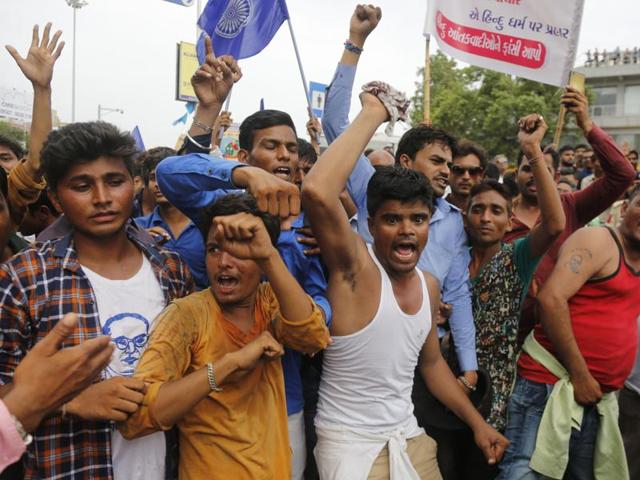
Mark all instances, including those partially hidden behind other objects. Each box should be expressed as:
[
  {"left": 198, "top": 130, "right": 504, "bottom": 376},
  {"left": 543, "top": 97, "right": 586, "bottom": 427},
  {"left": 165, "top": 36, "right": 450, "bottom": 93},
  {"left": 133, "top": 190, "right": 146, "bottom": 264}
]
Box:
[{"left": 11, "top": 414, "right": 33, "bottom": 446}]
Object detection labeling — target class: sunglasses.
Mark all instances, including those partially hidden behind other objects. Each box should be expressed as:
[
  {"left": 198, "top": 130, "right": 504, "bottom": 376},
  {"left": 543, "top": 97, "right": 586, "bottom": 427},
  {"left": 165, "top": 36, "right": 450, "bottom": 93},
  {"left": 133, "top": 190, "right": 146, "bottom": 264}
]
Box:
[{"left": 449, "top": 164, "right": 484, "bottom": 176}]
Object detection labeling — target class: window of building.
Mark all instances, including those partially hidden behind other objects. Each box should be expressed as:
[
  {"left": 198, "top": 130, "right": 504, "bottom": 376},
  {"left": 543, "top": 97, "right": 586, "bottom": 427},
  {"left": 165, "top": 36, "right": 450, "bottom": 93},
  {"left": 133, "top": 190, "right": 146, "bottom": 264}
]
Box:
[
  {"left": 591, "top": 86, "right": 617, "bottom": 116},
  {"left": 624, "top": 85, "right": 640, "bottom": 115}
]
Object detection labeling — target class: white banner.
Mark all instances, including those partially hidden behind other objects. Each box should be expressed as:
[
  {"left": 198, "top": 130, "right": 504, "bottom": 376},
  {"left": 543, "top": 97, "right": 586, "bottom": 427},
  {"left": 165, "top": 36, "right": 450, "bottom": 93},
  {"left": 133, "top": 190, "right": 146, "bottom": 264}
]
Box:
[{"left": 424, "top": 0, "right": 585, "bottom": 86}]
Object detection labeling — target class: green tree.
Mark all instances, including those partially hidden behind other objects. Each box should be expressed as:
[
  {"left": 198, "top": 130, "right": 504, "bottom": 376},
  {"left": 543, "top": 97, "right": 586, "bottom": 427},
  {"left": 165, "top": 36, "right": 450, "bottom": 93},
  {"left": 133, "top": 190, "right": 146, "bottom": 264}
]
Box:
[
  {"left": 410, "top": 53, "right": 565, "bottom": 164},
  {"left": 0, "top": 120, "right": 28, "bottom": 146}
]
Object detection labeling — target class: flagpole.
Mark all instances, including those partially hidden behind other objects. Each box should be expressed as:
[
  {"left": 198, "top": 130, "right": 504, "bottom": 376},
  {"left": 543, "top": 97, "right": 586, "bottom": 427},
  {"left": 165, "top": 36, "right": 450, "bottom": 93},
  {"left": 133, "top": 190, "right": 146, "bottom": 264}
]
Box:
[
  {"left": 285, "top": 16, "right": 319, "bottom": 143},
  {"left": 423, "top": 34, "right": 431, "bottom": 124},
  {"left": 218, "top": 87, "right": 233, "bottom": 142}
]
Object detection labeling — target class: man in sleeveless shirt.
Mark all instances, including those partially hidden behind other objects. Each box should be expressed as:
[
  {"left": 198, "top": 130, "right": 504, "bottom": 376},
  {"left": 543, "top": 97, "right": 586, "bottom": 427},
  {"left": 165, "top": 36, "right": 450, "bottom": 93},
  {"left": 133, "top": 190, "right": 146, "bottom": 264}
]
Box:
[
  {"left": 302, "top": 88, "right": 508, "bottom": 479},
  {"left": 498, "top": 185, "right": 640, "bottom": 479}
]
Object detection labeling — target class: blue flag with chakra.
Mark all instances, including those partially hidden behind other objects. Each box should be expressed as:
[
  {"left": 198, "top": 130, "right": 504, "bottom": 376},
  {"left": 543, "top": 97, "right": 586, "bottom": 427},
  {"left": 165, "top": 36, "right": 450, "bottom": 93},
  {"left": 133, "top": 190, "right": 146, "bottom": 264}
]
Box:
[{"left": 196, "top": 0, "right": 289, "bottom": 63}]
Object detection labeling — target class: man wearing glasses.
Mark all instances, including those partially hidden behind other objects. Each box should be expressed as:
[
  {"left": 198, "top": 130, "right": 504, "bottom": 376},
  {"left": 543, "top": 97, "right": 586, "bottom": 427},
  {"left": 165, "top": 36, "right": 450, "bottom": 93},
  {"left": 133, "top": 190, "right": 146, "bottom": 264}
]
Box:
[{"left": 446, "top": 140, "right": 487, "bottom": 212}]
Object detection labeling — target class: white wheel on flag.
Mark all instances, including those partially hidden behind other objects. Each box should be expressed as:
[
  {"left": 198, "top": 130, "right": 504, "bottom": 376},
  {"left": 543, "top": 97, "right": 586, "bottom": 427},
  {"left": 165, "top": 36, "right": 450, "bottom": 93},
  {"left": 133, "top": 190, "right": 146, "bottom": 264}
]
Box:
[{"left": 215, "top": 0, "right": 252, "bottom": 39}]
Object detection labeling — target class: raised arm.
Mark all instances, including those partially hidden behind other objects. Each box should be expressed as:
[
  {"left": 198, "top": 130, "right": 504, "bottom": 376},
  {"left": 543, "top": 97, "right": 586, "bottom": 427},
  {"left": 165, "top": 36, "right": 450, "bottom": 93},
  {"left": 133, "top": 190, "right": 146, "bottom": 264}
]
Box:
[
  {"left": 519, "top": 115, "right": 566, "bottom": 258},
  {"left": 186, "top": 35, "right": 241, "bottom": 150},
  {"left": 212, "top": 212, "right": 330, "bottom": 353},
  {"left": 322, "top": 5, "right": 381, "bottom": 241},
  {"left": 563, "top": 87, "right": 635, "bottom": 222},
  {"left": 5, "top": 23, "right": 64, "bottom": 226},
  {"left": 536, "top": 227, "right": 615, "bottom": 405},
  {"left": 303, "top": 92, "right": 388, "bottom": 273}
]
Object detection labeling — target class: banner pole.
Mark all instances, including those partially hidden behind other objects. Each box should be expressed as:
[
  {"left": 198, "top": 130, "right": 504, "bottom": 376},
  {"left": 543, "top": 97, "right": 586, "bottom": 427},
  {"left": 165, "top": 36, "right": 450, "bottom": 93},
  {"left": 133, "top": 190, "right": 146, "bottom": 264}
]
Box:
[
  {"left": 285, "top": 16, "right": 319, "bottom": 143},
  {"left": 423, "top": 34, "right": 431, "bottom": 124},
  {"left": 552, "top": 105, "right": 566, "bottom": 149}
]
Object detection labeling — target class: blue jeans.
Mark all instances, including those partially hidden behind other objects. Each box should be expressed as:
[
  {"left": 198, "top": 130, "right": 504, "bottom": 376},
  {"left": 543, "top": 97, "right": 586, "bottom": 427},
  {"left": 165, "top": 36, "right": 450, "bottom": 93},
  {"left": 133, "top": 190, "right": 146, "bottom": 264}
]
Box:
[{"left": 497, "top": 376, "right": 599, "bottom": 480}]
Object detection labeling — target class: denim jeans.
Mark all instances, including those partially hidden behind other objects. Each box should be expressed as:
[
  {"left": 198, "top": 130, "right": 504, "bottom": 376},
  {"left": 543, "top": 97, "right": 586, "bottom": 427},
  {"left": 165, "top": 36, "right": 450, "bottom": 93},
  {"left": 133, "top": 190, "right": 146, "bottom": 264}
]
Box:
[{"left": 497, "top": 376, "right": 599, "bottom": 480}]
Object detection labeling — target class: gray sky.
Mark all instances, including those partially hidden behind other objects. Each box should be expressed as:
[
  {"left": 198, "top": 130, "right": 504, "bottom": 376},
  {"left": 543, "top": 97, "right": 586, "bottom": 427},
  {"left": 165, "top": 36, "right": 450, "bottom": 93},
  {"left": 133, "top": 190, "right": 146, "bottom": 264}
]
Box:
[{"left": 1, "top": 0, "right": 638, "bottom": 147}]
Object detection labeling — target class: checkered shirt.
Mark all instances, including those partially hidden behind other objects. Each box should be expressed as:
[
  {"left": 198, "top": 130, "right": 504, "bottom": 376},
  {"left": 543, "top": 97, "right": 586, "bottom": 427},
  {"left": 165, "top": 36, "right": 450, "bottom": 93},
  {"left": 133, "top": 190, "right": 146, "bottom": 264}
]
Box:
[{"left": 0, "top": 223, "right": 193, "bottom": 479}]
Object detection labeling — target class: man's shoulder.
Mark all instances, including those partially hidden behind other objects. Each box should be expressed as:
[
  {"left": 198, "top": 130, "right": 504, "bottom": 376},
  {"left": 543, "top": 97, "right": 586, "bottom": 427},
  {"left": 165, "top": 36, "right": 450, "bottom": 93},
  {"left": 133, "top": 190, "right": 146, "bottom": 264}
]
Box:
[
  {"left": 154, "top": 244, "right": 190, "bottom": 273},
  {"left": 0, "top": 239, "right": 67, "bottom": 292},
  {"left": 429, "top": 199, "right": 466, "bottom": 247}
]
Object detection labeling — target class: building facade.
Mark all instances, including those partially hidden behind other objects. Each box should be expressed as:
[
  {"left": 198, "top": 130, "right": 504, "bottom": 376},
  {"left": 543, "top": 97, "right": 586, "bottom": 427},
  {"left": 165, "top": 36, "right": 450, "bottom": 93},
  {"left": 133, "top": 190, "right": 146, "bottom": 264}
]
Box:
[{"left": 576, "top": 48, "right": 640, "bottom": 150}]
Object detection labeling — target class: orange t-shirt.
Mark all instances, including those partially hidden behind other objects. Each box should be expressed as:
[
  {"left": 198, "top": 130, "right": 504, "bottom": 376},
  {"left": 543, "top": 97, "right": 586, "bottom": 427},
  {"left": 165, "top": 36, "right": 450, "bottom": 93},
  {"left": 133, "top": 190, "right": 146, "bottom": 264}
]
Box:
[{"left": 121, "top": 285, "right": 329, "bottom": 480}]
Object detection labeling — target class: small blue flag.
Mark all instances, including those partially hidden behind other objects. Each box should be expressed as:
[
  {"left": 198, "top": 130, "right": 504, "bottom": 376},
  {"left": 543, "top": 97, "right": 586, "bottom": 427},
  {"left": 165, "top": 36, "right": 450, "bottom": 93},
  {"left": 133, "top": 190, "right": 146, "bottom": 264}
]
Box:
[
  {"left": 259, "top": 98, "right": 265, "bottom": 111},
  {"left": 131, "top": 126, "right": 145, "bottom": 151},
  {"left": 172, "top": 102, "right": 196, "bottom": 126},
  {"left": 196, "top": 0, "right": 289, "bottom": 63}
]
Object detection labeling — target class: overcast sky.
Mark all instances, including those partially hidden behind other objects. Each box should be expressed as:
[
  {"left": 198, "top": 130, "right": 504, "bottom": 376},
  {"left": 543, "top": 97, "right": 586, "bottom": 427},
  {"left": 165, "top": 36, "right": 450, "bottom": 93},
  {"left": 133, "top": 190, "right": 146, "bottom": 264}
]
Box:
[{"left": 1, "top": 0, "right": 638, "bottom": 147}]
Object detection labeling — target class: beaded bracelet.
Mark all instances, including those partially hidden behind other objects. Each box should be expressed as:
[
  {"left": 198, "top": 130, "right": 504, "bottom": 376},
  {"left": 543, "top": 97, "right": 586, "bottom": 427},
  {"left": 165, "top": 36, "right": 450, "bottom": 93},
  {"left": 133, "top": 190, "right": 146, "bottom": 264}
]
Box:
[{"left": 344, "top": 39, "right": 363, "bottom": 55}]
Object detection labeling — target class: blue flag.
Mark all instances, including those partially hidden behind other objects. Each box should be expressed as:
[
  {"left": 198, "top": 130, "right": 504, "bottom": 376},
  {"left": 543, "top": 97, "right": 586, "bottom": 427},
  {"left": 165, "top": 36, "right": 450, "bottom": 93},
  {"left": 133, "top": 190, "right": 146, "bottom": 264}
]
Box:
[
  {"left": 172, "top": 102, "right": 196, "bottom": 126},
  {"left": 131, "top": 126, "right": 146, "bottom": 151},
  {"left": 197, "top": 0, "right": 289, "bottom": 63}
]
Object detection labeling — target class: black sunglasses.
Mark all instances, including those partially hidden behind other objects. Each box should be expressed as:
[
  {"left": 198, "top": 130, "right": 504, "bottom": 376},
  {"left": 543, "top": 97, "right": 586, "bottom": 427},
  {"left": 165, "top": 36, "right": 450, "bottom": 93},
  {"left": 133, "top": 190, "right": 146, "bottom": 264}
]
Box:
[{"left": 449, "top": 164, "right": 484, "bottom": 176}]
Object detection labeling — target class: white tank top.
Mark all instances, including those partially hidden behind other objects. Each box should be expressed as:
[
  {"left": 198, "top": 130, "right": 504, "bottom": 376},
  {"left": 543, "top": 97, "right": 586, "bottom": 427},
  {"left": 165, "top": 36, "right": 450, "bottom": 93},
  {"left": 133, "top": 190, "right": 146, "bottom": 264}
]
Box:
[{"left": 315, "top": 244, "right": 432, "bottom": 432}]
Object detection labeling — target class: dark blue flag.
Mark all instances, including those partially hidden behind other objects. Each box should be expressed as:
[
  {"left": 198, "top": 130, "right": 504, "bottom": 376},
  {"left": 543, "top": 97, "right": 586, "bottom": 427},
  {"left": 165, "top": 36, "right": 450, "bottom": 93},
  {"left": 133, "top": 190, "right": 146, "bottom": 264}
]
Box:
[
  {"left": 131, "top": 126, "right": 146, "bottom": 151},
  {"left": 196, "top": 0, "right": 289, "bottom": 63}
]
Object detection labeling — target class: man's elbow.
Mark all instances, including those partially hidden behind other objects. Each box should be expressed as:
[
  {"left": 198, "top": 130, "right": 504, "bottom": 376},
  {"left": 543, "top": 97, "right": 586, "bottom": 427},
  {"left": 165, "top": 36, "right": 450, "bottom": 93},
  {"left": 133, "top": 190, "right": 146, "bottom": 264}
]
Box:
[
  {"left": 536, "top": 288, "right": 564, "bottom": 320},
  {"left": 546, "top": 216, "right": 566, "bottom": 238},
  {"left": 301, "top": 179, "right": 330, "bottom": 211}
]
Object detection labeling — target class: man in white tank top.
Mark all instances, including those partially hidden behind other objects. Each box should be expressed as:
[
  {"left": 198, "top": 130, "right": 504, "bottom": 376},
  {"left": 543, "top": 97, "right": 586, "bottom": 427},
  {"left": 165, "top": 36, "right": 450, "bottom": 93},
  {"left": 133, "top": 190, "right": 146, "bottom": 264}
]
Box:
[{"left": 302, "top": 87, "right": 509, "bottom": 479}]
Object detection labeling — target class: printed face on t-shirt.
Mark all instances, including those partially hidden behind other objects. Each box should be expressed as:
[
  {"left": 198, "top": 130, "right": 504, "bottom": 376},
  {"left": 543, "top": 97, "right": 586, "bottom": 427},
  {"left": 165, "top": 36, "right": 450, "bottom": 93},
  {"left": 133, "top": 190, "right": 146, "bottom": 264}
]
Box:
[{"left": 102, "top": 312, "right": 150, "bottom": 377}]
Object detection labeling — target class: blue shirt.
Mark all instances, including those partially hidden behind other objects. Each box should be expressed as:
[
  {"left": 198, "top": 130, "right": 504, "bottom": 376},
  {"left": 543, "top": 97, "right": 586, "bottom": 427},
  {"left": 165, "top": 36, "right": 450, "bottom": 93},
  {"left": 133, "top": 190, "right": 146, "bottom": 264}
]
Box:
[
  {"left": 323, "top": 63, "right": 477, "bottom": 371},
  {"left": 135, "top": 206, "right": 208, "bottom": 290},
  {"left": 156, "top": 153, "right": 332, "bottom": 414}
]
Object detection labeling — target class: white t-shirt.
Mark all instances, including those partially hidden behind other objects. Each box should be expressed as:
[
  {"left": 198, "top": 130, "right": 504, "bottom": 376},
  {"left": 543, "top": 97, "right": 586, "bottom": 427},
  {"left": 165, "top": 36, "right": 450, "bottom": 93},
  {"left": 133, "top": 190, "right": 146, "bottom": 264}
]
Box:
[{"left": 82, "top": 254, "right": 166, "bottom": 480}]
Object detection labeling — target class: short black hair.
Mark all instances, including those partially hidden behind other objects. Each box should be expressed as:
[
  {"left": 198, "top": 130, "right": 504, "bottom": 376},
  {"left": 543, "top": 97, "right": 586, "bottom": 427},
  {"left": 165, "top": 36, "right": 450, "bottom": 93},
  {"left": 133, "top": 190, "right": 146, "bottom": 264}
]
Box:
[
  {"left": 0, "top": 167, "right": 7, "bottom": 200},
  {"left": 26, "top": 188, "right": 59, "bottom": 215},
  {"left": 559, "top": 145, "right": 575, "bottom": 155},
  {"left": 41, "top": 121, "right": 138, "bottom": 192},
  {"left": 468, "top": 180, "right": 513, "bottom": 213},
  {"left": 454, "top": 139, "right": 487, "bottom": 169},
  {"left": 297, "top": 138, "right": 317, "bottom": 165},
  {"left": 575, "top": 143, "right": 591, "bottom": 151},
  {"left": 366, "top": 165, "right": 433, "bottom": 218},
  {"left": 395, "top": 125, "right": 458, "bottom": 163},
  {"left": 0, "top": 134, "right": 25, "bottom": 159},
  {"left": 483, "top": 162, "right": 500, "bottom": 181},
  {"left": 197, "top": 192, "right": 280, "bottom": 246},
  {"left": 239, "top": 110, "right": 296, "bottom": 151},
  {"left": 629, "top": 149, "right": 639, "bottom": 157},
  {"left": 140, "top": 147, "right": 176, "bottom": 184},
  {"left": 364, "top": 148, "right": 374, "bottom": 157}
]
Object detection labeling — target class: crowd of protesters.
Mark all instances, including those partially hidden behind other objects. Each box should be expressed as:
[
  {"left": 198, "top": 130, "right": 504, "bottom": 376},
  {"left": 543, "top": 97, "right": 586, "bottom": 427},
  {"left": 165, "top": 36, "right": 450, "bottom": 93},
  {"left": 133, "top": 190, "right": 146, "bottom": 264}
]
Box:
[{"left": 0, "top": 5, "right": 639, "bottom": 480}]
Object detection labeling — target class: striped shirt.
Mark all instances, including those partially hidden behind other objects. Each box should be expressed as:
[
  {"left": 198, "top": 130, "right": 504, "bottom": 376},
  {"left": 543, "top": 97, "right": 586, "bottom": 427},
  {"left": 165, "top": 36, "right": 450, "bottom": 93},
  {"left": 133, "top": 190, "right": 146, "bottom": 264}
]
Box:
[{"left": 0, "top": 222, "right": 193, "bottom": 479}]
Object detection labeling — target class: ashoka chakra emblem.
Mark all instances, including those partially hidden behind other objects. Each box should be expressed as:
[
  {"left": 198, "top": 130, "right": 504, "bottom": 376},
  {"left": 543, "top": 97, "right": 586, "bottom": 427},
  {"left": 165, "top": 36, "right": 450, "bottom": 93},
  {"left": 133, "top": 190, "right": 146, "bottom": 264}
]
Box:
[{"left": 215, "top": 0, "right": 252, "bottom": 39}]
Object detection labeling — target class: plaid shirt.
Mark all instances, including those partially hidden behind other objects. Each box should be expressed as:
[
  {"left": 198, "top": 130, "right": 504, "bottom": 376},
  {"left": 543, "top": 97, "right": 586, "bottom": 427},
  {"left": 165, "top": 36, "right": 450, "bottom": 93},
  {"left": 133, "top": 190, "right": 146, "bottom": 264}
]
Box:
[{"left": 0, "top": 222, "right": 193, "bottom": 479}]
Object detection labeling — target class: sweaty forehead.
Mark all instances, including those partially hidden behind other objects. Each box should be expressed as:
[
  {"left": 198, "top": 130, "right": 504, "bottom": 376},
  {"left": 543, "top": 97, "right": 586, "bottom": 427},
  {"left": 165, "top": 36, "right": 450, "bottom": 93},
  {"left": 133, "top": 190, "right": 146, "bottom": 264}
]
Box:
[
  {"left": 0, "top": 144, "right": 18, "bottom": 159},
  {"left": 470, "top": 190, "right": 509, "bottom": 209},
  {"left": 253, "top": 125, "right": 297, "bottom": 144},
  {"left": 415, "top": 141, "right": 452, "bottom": 163},
  {"left": 376, "top": 198, "right": 431, "bottom": 215}
]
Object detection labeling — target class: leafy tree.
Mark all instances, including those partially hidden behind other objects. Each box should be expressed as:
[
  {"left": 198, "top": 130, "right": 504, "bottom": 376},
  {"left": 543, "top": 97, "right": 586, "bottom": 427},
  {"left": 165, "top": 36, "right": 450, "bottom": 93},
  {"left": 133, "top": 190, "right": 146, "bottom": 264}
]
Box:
[
  {"left": 0, "top": 120, "right": 28, "bottom": 146},
  {"left": 410, "top": 53, "right": 571, "bottom": 164}
]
